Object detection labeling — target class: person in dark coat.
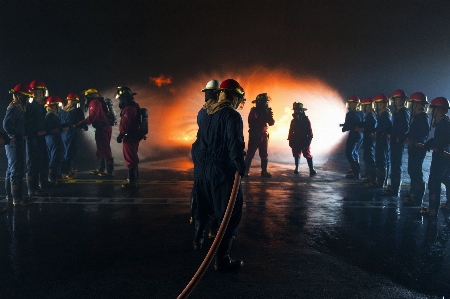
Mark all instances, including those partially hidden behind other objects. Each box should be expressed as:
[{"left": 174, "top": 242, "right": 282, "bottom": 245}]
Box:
[
  {"left": 287, "top": 102, "right": 317, "bottom": 175},
  {"left": 341, "top": 96, "right": 364, "bottom": 179},
  {"left": 359, "top": 97, "right": 377, "bottom": 185},
  {"left": 26, "top": 80, "right": 49, "bottom": 196},
  {"left": 370, "top": 94, "right": 392, "bottom": 188},
  {"left": 191, "top": 78, "right": 245, "bottom": 271},
  {"left": 190, "top": 80, "right": 220, "bottom": 235},
  {"left": 116, "top": 86, "right": 142, "bottom": 188},
  {"left": 421, "top": 97, "right": 450, "bottom": 217},
  {"left": 3, "top": 84, "right": 33, "bottom": 206},
  {"left": 60, "top": 93, "right": 86, "bottom": 179},
  {"left": 44, "top": 96, "right": 65, "bottom": 186},
  {"left": 244, "top": 93, "right": 275, "bottom": 177},
  {"left": 383, "top": 89, "right": 410, "bottom": 196},
  {"left": 403, "top": 92, "right": 429, "bottom": 205}
]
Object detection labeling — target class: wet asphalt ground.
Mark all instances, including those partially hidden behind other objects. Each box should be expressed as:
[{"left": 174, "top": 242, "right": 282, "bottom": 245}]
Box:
[{"left": 0, "top": 149, "right": 449, "bottom": 299}]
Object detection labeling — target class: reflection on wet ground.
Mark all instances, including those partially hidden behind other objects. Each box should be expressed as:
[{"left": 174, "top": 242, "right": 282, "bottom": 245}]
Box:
[{"left": 0, "top": 151, "right": 448, "bottom": 298}]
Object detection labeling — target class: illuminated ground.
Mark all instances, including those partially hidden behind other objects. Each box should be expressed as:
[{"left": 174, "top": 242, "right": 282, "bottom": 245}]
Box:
[{"left": 0, "top": 151, "right": 448, "bottom": 299}]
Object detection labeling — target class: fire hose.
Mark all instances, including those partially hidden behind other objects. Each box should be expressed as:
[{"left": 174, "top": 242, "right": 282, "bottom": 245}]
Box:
[{"left": 177, "top": 171, "right": 241, "bottom": 299}]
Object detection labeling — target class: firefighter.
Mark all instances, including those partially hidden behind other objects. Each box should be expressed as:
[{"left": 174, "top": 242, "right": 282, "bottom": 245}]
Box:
[
  {"left": 371, "top": 93, "right": 392, "bottom": 188},
  {"left": 60, "top": 93, "right": 86, "bottom": 179},
  {"left": 116, "top": 86, "right": 142, "bottom": 188},
  {"left": 403, "top": 92, "right": 430, "bottom": 205},
  {"left": 26, "top": 80, "right": 49, "bottom": 196},
  {"left": 4, "top": 84, "right": 33, "bottom": 206},
  {"left": 191, "top": 78, "right": 245, "bottom": 271},
  {"left": 244, "top": 93, "right": 275, "bottom": 177},
  {"left": 360, "top": 97, "right": 377, "bottom": 185},
  {"left": 44, "top": 96, "right": 65, "bottom": 186},
  {"left": 421, "top": 97, "right": 450, "bottom": 216},
  {"left": 77, "top": 88, "right": 114, "bottom": 177},
  {"left": 383, "top": 90, "right": 410, "bottom": 196},
  {"left": 341, "top": 96, "right": 364, "bottom": 179},
  {"left": 287, "top": 102, "right": 317, "bottom": 175},
  {"left": 190, "top": 80, "right": 220, "bottom": 232}
]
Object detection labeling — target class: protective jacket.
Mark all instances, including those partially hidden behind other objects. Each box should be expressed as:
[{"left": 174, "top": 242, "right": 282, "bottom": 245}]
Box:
[
  {"left": 119, "top": 102, "right": 141, "bottom": 168},
  {"left": 192, "top": 100, "right": 245, "bottom": 235}
]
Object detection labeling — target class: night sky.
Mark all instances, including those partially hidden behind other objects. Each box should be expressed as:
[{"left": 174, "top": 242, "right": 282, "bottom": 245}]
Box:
[{"left": 2, "top": 0, "right": 450, "bottom": 105}]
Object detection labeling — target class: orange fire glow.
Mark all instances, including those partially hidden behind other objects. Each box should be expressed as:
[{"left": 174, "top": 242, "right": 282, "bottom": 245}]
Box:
[
  {"left": 150, "top": 74, "right": 173, "bottom": 87},
  {"left": 107, "top": 67, "right": 347, "bottom": 164}
]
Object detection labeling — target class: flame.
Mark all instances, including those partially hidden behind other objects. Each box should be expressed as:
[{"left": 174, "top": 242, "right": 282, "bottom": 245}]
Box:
[
  {"left": 150, "top": 74, "right": 173, "bottom": 87},
  {"left": 103, "top": 67, "right": 347, "bottom": 164}
]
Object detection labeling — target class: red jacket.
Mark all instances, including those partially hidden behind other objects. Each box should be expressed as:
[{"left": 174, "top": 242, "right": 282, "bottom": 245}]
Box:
[
  {"left": 119, "top": 104, "right": 140, "bottom": 139},
  {"left": 248, "top": 107, "right": 275, "bottom": 134},
  {"left": 84, "top": 98, "right": 108, "bottom": 127}
]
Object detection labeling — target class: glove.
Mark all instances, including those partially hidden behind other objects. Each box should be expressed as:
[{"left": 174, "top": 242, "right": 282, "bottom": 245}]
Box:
[
  {"left": 424, "top": 138, "right": 434, "bottom": 152},
  {"left": 117, "top": 134, "right": 124, "bottom": 143},
  {"left": 0, "top": 132, "right": 10, "bottom": 145}
]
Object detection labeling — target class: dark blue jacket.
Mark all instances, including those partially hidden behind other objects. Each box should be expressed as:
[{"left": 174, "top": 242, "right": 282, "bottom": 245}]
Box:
[
  {"left": 391, "top": 107, "right": 410, "bottom": 143},
  {"left": 192, "top": 106, "right": 245, "bottom": 175},
  {"left": 363, "top": 112, "right": 377, "bottom": 138},
  {"left": 3, "top": 105, "right": 25, "bottom": 139},
  {"left": 342, "top": 110, "right": 364, "bottom": 139},
  {"left": 407, "top": 112, "right": 429, "bottom": 144},
  {"left": 376, "top": 110, "right": 392, "bottom": 139},
  {"left": 25, "top": 101, "right": 45, "bottom": 138}
]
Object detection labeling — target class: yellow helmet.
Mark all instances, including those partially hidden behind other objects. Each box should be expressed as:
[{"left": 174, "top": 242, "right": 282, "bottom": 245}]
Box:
[{"left": 84, "top": 88, "right": 99, "bottom": 97}]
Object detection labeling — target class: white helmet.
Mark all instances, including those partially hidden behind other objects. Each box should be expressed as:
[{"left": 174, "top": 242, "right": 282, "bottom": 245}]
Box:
[{"left": 201, "top": 79, "right": 220, "bottom": 92}]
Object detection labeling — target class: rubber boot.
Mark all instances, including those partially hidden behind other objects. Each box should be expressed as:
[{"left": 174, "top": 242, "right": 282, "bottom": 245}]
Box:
[
  {"left": 383, "top": 176, "right": 401, "bottom": 196},
  {"left": 307, "top": 158, "right": 317, "bottom": 176},
  {"left": 214, "top": 233, "right": 244, "bottom": 271},
  {"left": 294, "top": 157, "right": 300, "bottom": 174},
  {"left": 12, "top": 184, "right": 21, "bottom": 205},
  {"left": 244, "top": 160, "right": 251, "bottom": 177},
  {"left": 12, "top": 182, "right": 32, "bottom": 206},
  {"left": 99, "top": 158, "right": 114, "bottom": 177},
  {"left": 27, "top": 173, "right": 37, "bottom": 196},
  {"left": 5, "top": 178, "right": 12, "bottom": 201},
  {"left": 370, "top": 168, "right": 385, "bottom": 188},
  {"left": 193, "top": 220, "right": 207, "bottom": 250},
  {"left": 90, "top": 158, "right": 105, "bottom": 175},
  {"left": 261, "top": 159, "right": 272, "bottom": 177},
  {"left": 48, "top": 168, "right": 58, "bottom": 187},
  {"left": 421, "top": 194, "right": 439, "bottom": 217},
  {"left": 122, "top": 168, "right": 138, "bottom": 188},
  {"left": 346, "top": 161, "right": 360, "bottom": 179}
]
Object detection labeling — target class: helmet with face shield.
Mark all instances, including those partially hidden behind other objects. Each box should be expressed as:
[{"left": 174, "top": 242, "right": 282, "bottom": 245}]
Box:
[
  {"left": 360, "top": 97, "right": 373, "bottom": 114},
  {"left": 217, "top": 79, "right": 245, "bottom": 109},
  {"left": 66, "top": 93, "right": 81, "bottom": 108},
  {"left": 409, "top": 92, "right": 429, "bottom": 116}
]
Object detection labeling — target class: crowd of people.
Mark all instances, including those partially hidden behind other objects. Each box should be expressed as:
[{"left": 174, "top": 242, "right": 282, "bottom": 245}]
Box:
[
  {"left": 341, "top": 90, "right": 450, "bottom": 218},
  {"left": 0, "top": 81, "right": 145, "bottom": 209}
]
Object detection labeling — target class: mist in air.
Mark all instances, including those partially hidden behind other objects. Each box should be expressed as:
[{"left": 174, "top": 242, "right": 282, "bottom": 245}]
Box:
[{"left": 95, "top": 66, "right": 348, "bottom": 166}]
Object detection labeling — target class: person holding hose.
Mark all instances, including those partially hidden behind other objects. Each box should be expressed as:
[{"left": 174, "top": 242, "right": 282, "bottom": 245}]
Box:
[{"left": 191, "top": 78, "right": 246, "bottom": 271}]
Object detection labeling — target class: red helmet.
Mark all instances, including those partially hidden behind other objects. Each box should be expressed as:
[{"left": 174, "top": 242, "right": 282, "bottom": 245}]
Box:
[
  {"left": 430, "top": 97, "right": 449, "bottom": 110},
  {"left": 391, "top": 89, "right": 408, "bottom": 99},
  {"left": 10, "top": 83, "right": 33, "bottom": 97},
  {"left": 30, "top": 80, "right": 47, "bottom": 90},
  {"left": 66, "top": 93, "right": 80, "bottom": 101},
  {"left": 218, "top": 79, "right": 244, "bottom": 96},
  {"left": 373, "top": 93, "right": 389, "bottom": 103},
  {"left": 44, "top": 96, "right": 63, "bottom": 107},
  {"left": 409, "top": 92, "right": 429, "bottom": 105},
  {"left": 360, "top": 97, "right": 373, "bottom": 104},
  {"left": 347, "top": 95, "right": 360, "bottom": 103}
]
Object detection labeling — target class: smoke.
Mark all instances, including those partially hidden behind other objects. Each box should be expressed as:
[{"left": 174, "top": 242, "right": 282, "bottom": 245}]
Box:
[{"left": 97, "top": 66, "right": 347, "bottom": 165}]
